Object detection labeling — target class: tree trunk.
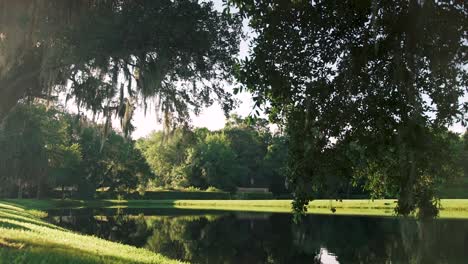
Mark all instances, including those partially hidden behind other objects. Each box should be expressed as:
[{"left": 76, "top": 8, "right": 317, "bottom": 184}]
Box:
[
  {"left": 17, "top": 178, "right": 23, "bottom": 199},
  {"left": 36, "top": 178, "right": 43, "bottom": 199}
]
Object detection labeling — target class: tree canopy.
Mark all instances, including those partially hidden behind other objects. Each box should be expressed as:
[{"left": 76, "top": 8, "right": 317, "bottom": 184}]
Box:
[
  {"left": 0, "top": 0, "right": 242, "bottom": 135},
  {"left": 231, "top": 0, "right": 467, "bottom": 216},
  {"left": 0, "top": 0, "right": 466, "bottom": 219},
  {"left": 0, "top": 102, "right": 152, "bottom": 199},
  {"left": 136, "top": 115, "right": 290, "bottom": 194}
]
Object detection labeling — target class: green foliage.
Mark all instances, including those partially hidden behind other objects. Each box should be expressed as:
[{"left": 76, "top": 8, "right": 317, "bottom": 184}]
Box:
[
  {"left": 223, "top": 115, "right": 270, "bottom": 187},
  {"left": 138, "top": 115, "right": 289, "bottom": 193},
  {"left": 184, "top": 186, "right": 202, "bottom": 192},
  {"left": 0, "top": 1, "right": 242, "bottom": 135},
  {"left": 98, "top": 132, "right": 153, "bottom": 194},
  {"left": 464, "top": 130, "right": 468, "bottom": 178},
  {"left": 95, "top": 190, "right": 231, "bottom": 200},
  {"left": 262, "top": 136, "right": 288, "bottom": 195},
  {"left": 206, "top": 186, "right": 222, "bottom": 192},
  {"left": 185, "top": 132, "right": 240, "bottom": 191},
  {"left": 134, "top": 191, "right": 231, "bottom": 200},
  {"left": 0, "top": 104, "right": 62, "bottom": 198},
  {"left": 0, "top": 103, "right": 153, "bottom": 199},
  {"left": 136, "top": 128, "right": 196, "bottom": 188},
  {"left": 232, "top": 0, "right": 467, "bottom": 217}
]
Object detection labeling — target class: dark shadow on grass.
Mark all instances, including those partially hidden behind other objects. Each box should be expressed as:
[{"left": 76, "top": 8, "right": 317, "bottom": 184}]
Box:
[
  {"left": 0, "top": 209, "right": 64, "bottom": 231},
  {"left": 0, "top": 221, "right": 31, "bottom": 231},
  {"left": 1, "top": 199, "right": 85, "bottom": 211},
  {"left": 0, "top": 201, "right": 25, "bottom": 210},
  {"left": 0, "top": 242, "right": 161, "bottom": 264}
]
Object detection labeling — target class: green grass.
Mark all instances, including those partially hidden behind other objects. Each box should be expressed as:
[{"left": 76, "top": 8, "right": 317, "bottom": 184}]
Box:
[
  {"left": 167, "top": 199, "right": 468, "bottom": 218},
  {"left": 0, "top": 201, "right": 186, "bottom": 264},
  {"left": 5, "top": 198, "right": 468, "bottom": 219}
]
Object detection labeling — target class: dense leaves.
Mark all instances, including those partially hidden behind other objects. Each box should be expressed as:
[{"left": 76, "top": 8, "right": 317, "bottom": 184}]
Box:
[
  {"left": 231, "top": 0, "right": 467, "bottom": 216},
  {"left": 0, "top": 103, "right": 152, "bottom": 198},
  {"left": 0, "top": 1, "right": 466, "bottom": 220},
  {"left": 0, "top": 0, "right": 242, "bottom": 135},
  {"left": 137, "top": 115, "right": 289, "bottom": 193}
]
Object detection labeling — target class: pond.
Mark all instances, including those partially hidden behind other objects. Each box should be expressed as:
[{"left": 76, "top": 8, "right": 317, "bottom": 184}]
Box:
[{"left": 46, "top": 208, "right": 468, "bottom": 264}]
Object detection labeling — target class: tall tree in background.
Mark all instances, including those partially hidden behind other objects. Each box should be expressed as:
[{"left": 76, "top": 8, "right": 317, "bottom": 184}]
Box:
[
  {"left": 136, "top": 128, "right": 196, "bottom": 188},
  {"left": 263, "top": 135, "right": 288, "bottom": 196},
  {"left": 224, "top": 115, "right": 270, "bottom": 187},
  {"left": 68, "top": 118, "right": 153, "bottom": 198},
  {"left": 0, "top": 104, "right": 51, "bottom": 198},
  {"left": 232, "top": 0, "right": 467, "bottom": 216},
  {"left": 185, "top": 132, "right": 241, "bottom": 191},
  {"left": 0, "top": 103, "right": 153, "bottom": 199},
  {"left": 0, "top": 0, "right": 242, "bottom": 135},
  {"left": 137, "top": 119, "right": 289, "bottom": 192}
]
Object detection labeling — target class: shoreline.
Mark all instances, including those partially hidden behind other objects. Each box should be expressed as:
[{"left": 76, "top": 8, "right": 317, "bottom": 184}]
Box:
[{"left": 5, "top": 198, "right": 468, "bottom": 219}]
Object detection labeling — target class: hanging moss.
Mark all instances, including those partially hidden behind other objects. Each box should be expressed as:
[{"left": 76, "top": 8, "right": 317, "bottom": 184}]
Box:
[{"left": 0, "top": 1, "right": 242, "bottom": 135}]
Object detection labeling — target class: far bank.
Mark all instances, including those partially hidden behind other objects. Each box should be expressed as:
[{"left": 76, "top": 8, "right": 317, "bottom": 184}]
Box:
[{"left": 5, "top": 199, "right": 468, "bottom": 219}]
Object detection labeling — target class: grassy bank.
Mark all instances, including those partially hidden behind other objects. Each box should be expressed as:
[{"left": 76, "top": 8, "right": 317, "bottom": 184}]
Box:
[
  {"left": 0, "top": 201, "right": 185, "bottom": 264},
  {"left": 159, "top": 199, "right": 468, "bottom": 218},
  {"left": 5, "top": 199, "right": 468, "bottom": 219}
]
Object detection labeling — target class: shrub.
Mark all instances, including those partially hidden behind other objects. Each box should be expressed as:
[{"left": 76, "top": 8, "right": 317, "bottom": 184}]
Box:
[
  {"left": 140, "top": 191, "right": 231, "bottom": 200},
  {"left": 184, "top": 186, "right": 202, "bottom": 192},
  {"left": 97, "top": 190, "right": 232, "bottom": 200},
  {"left": 206, "top": 186, "right": 222, "bottom": 192}
]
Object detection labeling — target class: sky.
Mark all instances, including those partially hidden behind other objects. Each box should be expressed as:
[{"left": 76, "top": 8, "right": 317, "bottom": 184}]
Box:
[{"left": 131, "top": 90, "right": 255, "bottom": 139}]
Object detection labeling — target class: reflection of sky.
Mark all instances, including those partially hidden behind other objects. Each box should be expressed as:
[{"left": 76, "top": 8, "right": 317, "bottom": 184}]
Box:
[{"left": 319, "top": 248, "right": 340, "bottom": 264}]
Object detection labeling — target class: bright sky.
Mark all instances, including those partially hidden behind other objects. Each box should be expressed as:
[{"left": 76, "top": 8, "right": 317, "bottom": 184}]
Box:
[{"left": 131, "top": 88, "right": 255, "bottom": 139}]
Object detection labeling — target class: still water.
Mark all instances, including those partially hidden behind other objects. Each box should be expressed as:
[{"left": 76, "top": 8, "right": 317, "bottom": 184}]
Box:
[{"left": 46, "top": 208, "right": 468, "bottom": 264}]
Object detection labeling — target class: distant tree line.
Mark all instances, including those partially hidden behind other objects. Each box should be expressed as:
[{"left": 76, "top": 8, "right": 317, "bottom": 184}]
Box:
[
  {"left": 137, "top": 114, "right": 467, "bottom": 200},
  {"left": 0, "top": 104, "right": 291, "bottom": 198},
  {"left": 137, "top": 115, "right": 290, "bottom": 195},
  {"left": 0, "top": 102, "right": 151, "bottom": 199},
  {"left": 0, "top": 103, "right": 465, "bottom": 201}
]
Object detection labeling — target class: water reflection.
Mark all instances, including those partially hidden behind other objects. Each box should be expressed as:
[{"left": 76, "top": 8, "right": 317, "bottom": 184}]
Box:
[{"left": 47, "top": 208, "right": 468, "bottom": 264}]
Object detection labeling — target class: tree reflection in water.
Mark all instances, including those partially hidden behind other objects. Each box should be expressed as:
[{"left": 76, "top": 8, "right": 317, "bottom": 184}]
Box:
[{"left": 47, "top": 208, "right": 468, "bottom": 264}]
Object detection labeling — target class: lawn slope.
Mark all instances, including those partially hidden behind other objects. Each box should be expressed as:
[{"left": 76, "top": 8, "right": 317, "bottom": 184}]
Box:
[{"left": 0, "top": 201, "right": 185, "bottom": 264}]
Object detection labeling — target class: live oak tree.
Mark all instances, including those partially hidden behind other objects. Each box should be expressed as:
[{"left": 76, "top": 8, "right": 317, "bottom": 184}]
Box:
[
  {"left": 0, "top": 0, "right": 242, "bottom": 135},
  {"left": 231, "top": 0, "right": 467, "bottom": 217}
]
